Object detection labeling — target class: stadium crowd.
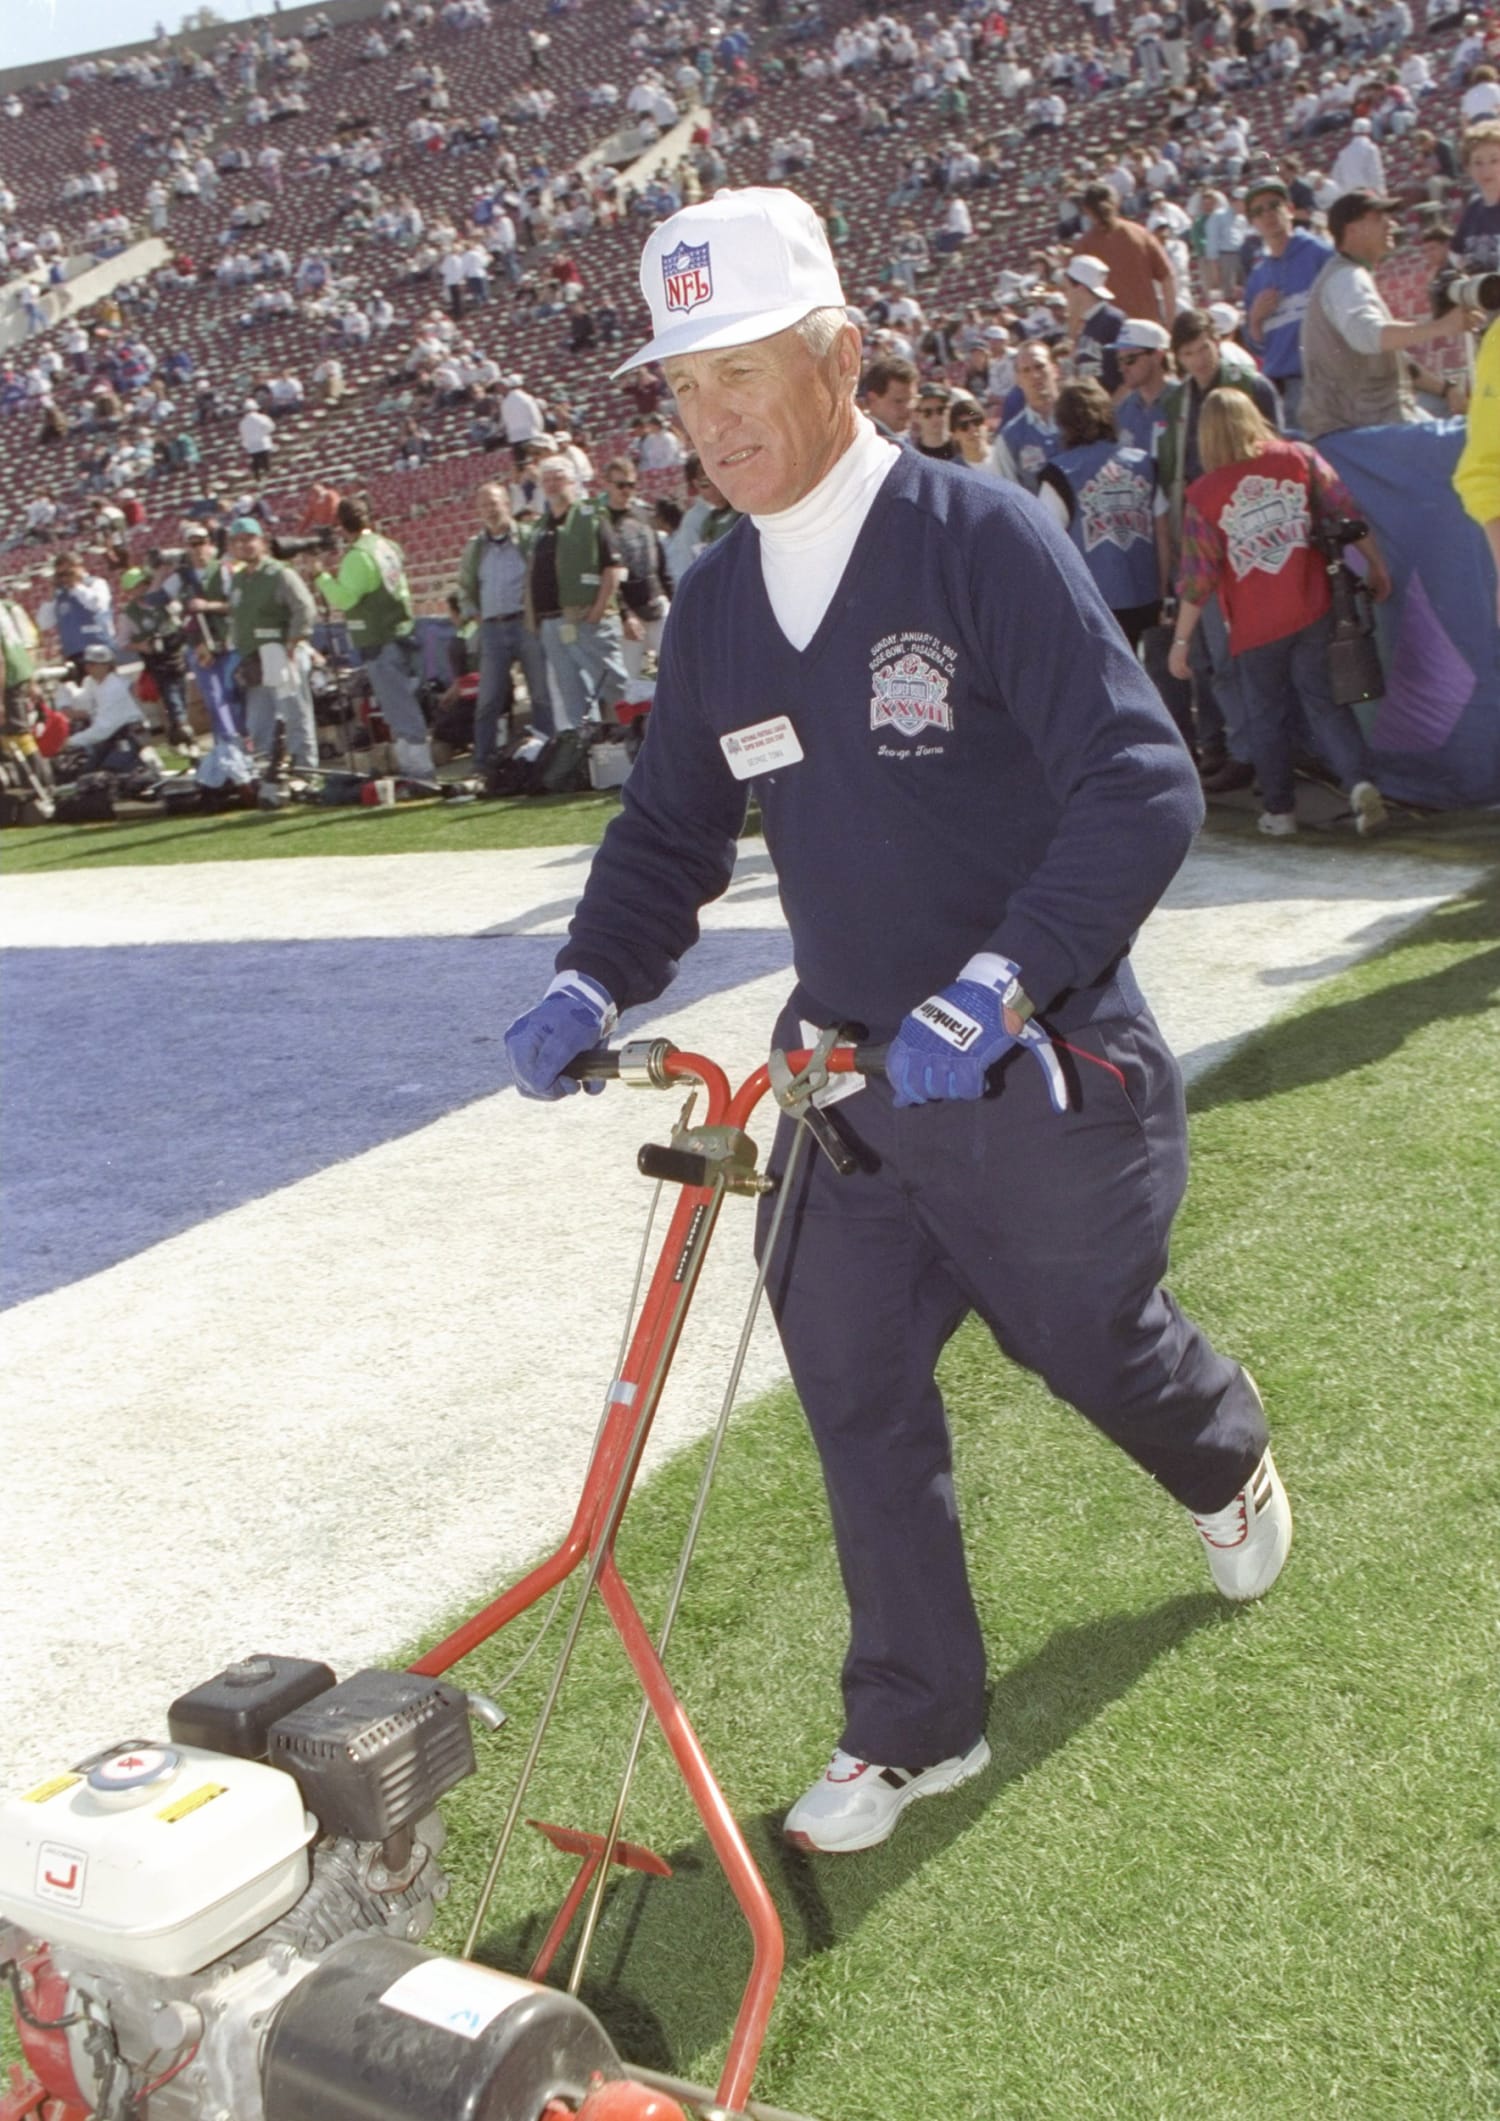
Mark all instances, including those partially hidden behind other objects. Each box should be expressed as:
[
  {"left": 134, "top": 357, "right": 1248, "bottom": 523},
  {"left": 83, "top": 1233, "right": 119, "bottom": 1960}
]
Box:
[{"left": 2, "top": 0, "right": 1498, "bottom": 832}]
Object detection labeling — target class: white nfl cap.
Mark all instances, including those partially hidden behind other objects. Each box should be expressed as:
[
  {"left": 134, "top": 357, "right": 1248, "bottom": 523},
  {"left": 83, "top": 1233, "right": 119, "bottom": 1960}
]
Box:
[
  {"left": 613, "top": 187, "right": 845, "bottom": 376},
  {"left": 1208, "top": 300, "right": 1243, "bottom": 335},
  {"left": 1115, "top": 317, "right": 1171, "bottom": 351},
  {"left": 1064, "top": 255, "right": 1115, "bottom": 297}
]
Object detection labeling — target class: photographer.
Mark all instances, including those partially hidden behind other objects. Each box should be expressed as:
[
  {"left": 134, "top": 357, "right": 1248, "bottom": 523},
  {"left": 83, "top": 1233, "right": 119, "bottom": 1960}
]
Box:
[
  {"left": 0, "top": 591, "right": 55, "bottom": 806},
  {"left": 1453, "top": 312, "right": 1500, "bottom": 623},
  {"left": 170, "top": 524, "right": 250, "bottom": 766},
  {"left": 310, "top": 496, "right": 438, "bottom": 780},
  {"left": 120, "top": 558, "right": 196, "bottom": 755},
  {"left": 227, "top": 515, "right": 319, "bottom": 770},
  {"left": 1301, "top": 190, "right": 1464, "bottom": 439}
]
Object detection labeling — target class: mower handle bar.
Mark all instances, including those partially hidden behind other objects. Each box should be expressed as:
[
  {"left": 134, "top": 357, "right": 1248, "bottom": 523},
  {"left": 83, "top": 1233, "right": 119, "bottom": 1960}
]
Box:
[{"left": 564, "top": 1040, "right": 889, "bottom": 1083}]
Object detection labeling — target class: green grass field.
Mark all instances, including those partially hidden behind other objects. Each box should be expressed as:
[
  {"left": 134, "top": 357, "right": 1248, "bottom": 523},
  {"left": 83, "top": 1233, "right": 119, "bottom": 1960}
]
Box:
[
  {"left": 3, "top": 837, "right": 1496, "bottom": 2120},
  {"left": 391, "top": 869, "right": 1500, "bottom": 2121}
]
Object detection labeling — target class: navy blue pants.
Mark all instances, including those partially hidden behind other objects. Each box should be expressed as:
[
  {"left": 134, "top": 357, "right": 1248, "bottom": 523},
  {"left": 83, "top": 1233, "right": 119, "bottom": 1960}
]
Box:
[{"left": 757, "top": 1004, "right": 1267, "bottom": 1772}]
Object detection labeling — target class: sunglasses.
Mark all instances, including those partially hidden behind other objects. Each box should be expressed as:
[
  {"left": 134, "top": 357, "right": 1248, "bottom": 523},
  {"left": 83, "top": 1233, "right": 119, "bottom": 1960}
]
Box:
[
  {"left": 610, "top": 477, "right": 637, "bottom": 489},
  {"left": 951, "top": 415, "right": 985, "bottom": 429}
]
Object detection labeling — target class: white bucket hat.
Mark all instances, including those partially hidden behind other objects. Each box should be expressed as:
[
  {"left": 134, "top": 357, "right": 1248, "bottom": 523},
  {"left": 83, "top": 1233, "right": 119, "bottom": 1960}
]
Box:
[{"left": 613, "top": 187, "right": 846, "bottom": 376}]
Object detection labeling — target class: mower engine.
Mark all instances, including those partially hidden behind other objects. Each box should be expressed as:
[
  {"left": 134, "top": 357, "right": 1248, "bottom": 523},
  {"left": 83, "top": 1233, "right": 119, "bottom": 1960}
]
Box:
[{"left": 1, "top": 1659, "right": 672, "bottom": 2121}]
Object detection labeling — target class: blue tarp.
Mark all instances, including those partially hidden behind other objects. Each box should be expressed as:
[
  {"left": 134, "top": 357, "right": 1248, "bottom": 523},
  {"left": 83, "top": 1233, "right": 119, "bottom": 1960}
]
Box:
[{"left": 1320, "top": 418, "right": 1500, "bottom": 808}]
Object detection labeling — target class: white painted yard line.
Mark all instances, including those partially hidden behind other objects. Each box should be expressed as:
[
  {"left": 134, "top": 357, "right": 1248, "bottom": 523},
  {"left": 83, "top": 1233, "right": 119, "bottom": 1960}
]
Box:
[{"left": 0, "top": 838, "right": 1483, "bottom": 1788}]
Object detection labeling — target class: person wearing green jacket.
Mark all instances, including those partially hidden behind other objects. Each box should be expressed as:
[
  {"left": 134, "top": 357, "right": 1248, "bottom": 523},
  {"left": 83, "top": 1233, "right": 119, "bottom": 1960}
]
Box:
[
  {"left": 0, "top": 592, "right": 55, "bottom": 806},
  {"left": 313, "top": 496, "right": 437, "bottom": 779},
  {"left": 227, "top": 516, "right": 320, "bottom": 770}
]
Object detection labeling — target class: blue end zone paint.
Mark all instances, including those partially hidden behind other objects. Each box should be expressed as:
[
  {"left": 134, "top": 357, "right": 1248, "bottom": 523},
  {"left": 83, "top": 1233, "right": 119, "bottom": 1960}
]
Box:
[{"left": 1, "top": 930, "right": 791, "bottom": 1310}]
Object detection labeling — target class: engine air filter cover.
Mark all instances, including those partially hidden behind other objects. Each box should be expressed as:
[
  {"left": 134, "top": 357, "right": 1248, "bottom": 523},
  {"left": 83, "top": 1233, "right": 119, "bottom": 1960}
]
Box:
[{"left": 267, "top": 1670, "right": 475, "bottom": 1842}]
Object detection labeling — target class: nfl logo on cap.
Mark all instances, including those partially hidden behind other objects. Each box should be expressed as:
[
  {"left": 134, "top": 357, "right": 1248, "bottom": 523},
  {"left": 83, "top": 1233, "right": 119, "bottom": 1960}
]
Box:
[
  {"left": 613, "top": 187, "right": 847, "bottom": 375},
  {"left": 661, "top": 239, "right": 713, "bottom": 316}
]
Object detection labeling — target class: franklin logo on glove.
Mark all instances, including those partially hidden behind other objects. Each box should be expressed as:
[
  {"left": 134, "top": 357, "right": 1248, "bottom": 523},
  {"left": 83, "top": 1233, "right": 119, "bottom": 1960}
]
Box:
[{"left": 886, "top": 954, "right": 1069, "bottom": 1112}]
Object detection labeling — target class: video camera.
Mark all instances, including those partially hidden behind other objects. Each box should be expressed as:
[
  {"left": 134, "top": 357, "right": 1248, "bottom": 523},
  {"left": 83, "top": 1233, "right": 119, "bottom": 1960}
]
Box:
[
  {"left": 1430, "top": 265, "right": 1500, "bottom": 320},
  {"left": 271, "top": 528, "right": 339, "bottom": 561},
  {"left": 147, "top": 545, "right": 188, "bottom": 570},
  {"left": 1312, "top": 517, "right": 1383, "bottom": 708}
]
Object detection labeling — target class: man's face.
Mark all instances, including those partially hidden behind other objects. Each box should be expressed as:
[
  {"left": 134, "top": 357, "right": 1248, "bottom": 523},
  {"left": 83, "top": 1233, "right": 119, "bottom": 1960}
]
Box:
[
  {"left": 1119, "top": 347, "right": 1166, "bottom": 393},
  {"left": 1177, "top": 332, "right": 1220, "bottom": 388},
  {"left": 1469, "top": 139, "right": 1500, "bottom": 200},
  {"left": 187, "top": 534, "right": 213, "bottom": 565},
  {"left": 1341, "top": 207, "right": 1393, "bottom": 265},
  {"left": 864, "top": 374, "right": 915, "bottom": 433},
  {"left": 663, "top": 323, "right": 859, "bottom": 515},
  {"left": 54, "top": 560, "right": 80, "bottom": 590},
  {"left": 541, "top": 465, "right": 577, "bottom": 515},
  {"left": 605, "top": 465, "right": 638, "bottom": 511},
  {"left": 1016, "top": 346, "right": 1058, "bottom": 412},
  {"left": 1248, "top": 193, "right": 1292, "bottom": 249},
  {"left": 234, "top": 531, "right": 265, "bottom": 564},
  {"left": 477, "top": 485, "right": 510, "bottom": 533},
  {"left": 914, "top": 396, "right": 952, "bottom": 445}
]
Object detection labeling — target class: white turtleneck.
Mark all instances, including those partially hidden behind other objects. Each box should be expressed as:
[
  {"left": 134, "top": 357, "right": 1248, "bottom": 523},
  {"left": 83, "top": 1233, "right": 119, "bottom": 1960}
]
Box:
[{"left": 751, "top": 414, "right": 901, "bottom": 651}]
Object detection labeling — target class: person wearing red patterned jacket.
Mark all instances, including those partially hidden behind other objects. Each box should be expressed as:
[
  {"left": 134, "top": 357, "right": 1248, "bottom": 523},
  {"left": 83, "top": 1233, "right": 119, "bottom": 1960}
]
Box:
[{"left": 1167, "top": 388, "right": 1392, "bottom": 838}]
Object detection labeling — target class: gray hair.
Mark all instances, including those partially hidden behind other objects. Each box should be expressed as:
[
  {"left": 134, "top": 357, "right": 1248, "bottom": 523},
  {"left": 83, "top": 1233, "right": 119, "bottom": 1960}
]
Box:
[
  {"left": 795, "top": 305, "right": 855, "bottom": 358},
  {"left": 533, "top": 454, "right": 578, "bottom": 483}
]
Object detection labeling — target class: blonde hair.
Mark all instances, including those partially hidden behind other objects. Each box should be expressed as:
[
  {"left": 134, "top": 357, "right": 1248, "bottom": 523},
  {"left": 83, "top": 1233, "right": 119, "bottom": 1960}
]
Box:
[
  {"left": 1463, "top": 118, "right": 1500, "bottom": 164},
  {"left": 1198, "top": 387, "right": 1276, "bottom": 473}
]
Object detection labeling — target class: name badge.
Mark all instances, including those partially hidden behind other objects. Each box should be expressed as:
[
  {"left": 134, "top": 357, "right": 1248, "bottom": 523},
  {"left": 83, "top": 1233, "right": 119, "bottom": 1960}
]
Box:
[{"left": 720, "top": 715, "right": 804, "bottom": 780}]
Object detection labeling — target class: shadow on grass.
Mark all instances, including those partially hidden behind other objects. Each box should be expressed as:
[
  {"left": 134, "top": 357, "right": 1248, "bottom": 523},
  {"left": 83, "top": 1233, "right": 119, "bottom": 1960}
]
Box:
[
  {"left": 1190, "top": 878, "right": 1500, "bottom": 1116},
  {"left": 470, "top": 1592, "right": 1221, "bottom": 2077}
]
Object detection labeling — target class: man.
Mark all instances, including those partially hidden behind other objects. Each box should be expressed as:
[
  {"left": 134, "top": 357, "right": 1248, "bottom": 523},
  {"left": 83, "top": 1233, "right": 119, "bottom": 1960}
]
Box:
[
  {"left": 1300, "top": 190, "right": 1459, "bottom": 438},
  {"left": 37, "top": 551, "right": 114, "bottom": 676},
  {"left": 226, "top": 514, "right": 319, "bottom": 768},
  {"left": 0, "top": 591, "right": 54, "bottom": 809},
  {"left": 1063, "top": 256, "right": 1128, "bottom": 393},
  {"left": 239, "top": 396, "right": 275, "bottom": 475},
  {"left": 456, "top": 480, "right": 553, "bottom": 760},
  {"left": 990, "top": 340, "right": 1062, "bottom": 490},
  {"left": 500, "top": 374, "right": 547, "bottom": 448},
  {"left": 1240, "top": 174, "right": 1333, "bottom": 431},
  {"left": 62, "top": 641, "right": 154, "bottom": 770},
  {"left": 525, "top": 456, "right": 630, "bottom": 731},
  {"left": 1070, "top": 180, "right": 1177, "bottom": 324},
  {"left": 598, "top": 457, "right": 672, "bottom": 683},
  {"left": 1329, "top": 116, "right": 1387, "bottom": 197},
  {"left": 172, "top": 523, "right": 248, "bottom": 769},
  {"left": 120, "top": 557, "right": 196, "bottom": 753},
  {"left": 910, "top": 380, "right": 962, "bottom": 460},
  {"left": 1113, "top": 317, "right": 1173, "bottom": 454},
  {"left": 313, "top": 496, "right": 438, "bottom": 779},
  {"left": 503, "top": 188, "right": 1290, "bottom": 1856},
  {"left": 1156, "top": 309, "right": 1280, "bottom": 785},
  {"left": 860, "top": 353, "right": 917, "bottom": 437}
]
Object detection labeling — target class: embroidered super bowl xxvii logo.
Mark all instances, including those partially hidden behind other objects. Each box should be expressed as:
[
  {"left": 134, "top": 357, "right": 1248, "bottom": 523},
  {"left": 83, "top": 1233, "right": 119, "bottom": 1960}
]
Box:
[
  {"left": 1219, "top": 475, "right": 1312, "bottom": 580},
  {"left": 1077, "top": 458, "right": 1153, "bottom": 553},
  {"left": 869, "top": 632, "right": 957, "bottom": 739},
  {"left": 661, "top": 239, "right": 713, "bottom": 315}
]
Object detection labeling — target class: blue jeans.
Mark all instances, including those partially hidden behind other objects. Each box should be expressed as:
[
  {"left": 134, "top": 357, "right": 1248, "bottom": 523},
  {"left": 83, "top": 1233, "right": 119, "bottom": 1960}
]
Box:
[
  {"left": 1190, "top": 592, "right": 1249, "bottom": 760},
  {"left": 1235, "top": 611, "right": 1374, "bottom": 814},
  {"left": 361, "top": 637, "right": 427, "bottom": 744},
  {"left": 539, "top": 614, "right": 629, "bottom": 731},
  {"left": 477, "top": 614, "right": 552, "bottom": 756},
  {"left": 193, "top": 650, "right": 244, "bottom": 741}
]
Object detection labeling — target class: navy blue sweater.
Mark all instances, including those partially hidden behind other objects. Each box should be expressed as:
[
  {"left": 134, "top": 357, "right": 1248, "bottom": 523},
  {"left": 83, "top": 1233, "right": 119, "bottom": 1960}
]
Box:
[{"left": 557, "top": 449, "right": 1202, "bottom": 1040}]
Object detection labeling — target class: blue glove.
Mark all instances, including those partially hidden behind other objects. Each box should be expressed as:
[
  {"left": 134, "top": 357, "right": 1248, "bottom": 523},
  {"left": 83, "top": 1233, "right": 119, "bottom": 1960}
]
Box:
[
  {"left": 504, "top": 972, "right": 617, "bottom": 1101},
  {"left": 886, "top": 954, "right": 1069, "bottom": 1113}
]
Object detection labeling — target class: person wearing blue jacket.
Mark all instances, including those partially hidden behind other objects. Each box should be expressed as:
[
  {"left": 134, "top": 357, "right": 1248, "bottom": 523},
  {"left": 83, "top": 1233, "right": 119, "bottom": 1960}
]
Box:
[
  {"left": 1241, "top": 175, "right": 1333, "bottom": 432},
  {"left": 1037, "top": 379, "right": 1162, "bottom": 647},
  {"left": 504, "top": 189, "right": 1292, "bottom": 1856}
]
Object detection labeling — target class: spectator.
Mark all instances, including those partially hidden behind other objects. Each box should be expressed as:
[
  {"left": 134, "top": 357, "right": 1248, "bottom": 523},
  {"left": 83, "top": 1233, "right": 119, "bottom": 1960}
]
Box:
[
  {"left": 455, "top": 481, "right": 551, "bottom": 762},
  {"left": 637, "top": 411, "right": 684, "bottom": 470},
  {"left": 948, "top": 394, "right": 1004, "bottom": 483},
  {"left": 313, "top": 495, "right": 437, "bottom": 779},
  {"left": 1114, "top": 318, "right": 1174, "bottom": 455},
  {"left": 1063, "top": 255, "right": 1128, "bottom": 393},
  {"left": 119, "top": 557, "right": 195, "bottom": 752},
  {"left": 1070, "top": 180, "right": 1177, "bottom": 325},
  {"left": 1453, "top": 122, "right": 1500, "bottom": 269},
  {"left": 172, "top": 524, "right": 244, "bottom": 758},
  {"left": 861, "top": 354, "right": 918, "bottom": 437},
  {"left": 1329, "top": 116, "right": 1388, "bottom": 196},
  {"left": 1241, "top": 174, "right": 1334, "bottom": 430},
  {"left": 991, "top": 340, "right": 1062, "bottom": 490},
  {"left": 526, "top": 454, "right": 629, "bottom": 730},
  {"left": 62, "top": 641, "right": 154, "bottom": 769},
  {"left": 0, "top": 593, "right": 52, "bottom": 800},
  {"left": 910, "top": 380, "right": 963, "bottom": 460},
  {"left": 501, "top": 373, "right": 547, "bottom": 446},
  {"left": 239, "top": 397, "right": 275, "bottom": 475},
  {"left": 1300, "top": 190, "right": 1461, "bottom": 437},
  {"left": 1168, "top": 387, "right": 1391, "bottom": 836},
  {"left": 1036, "top": 379, "right": 1161, "bottom": 648}
]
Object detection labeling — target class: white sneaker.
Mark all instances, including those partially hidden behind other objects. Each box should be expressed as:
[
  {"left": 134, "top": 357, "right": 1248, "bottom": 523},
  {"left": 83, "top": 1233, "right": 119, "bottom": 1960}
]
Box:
[
  {"left": 783, "top": 1738, "right": 991, "bottom": 1853},
  {"left": 1350, "top": 780, "right": 1388, "bottom": 835},
  {"left": 1256, "top": 810, "right": 1298, "bottom": 838},
  {"left": 1191, "top": 1450, "right": 1292, "bottom": 1602}
]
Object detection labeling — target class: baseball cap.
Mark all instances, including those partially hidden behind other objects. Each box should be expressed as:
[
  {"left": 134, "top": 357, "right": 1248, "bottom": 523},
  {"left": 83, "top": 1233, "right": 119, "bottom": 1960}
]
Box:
[
  {"left": 1208, "top": 301, "right": 1243, "bottom": 336},
  {"left": 1244, "top": 173, "right": 1290, "bottom": 208},
  {"left": 228, "top": 514, "right": 262, "bottom": 535},
  {"left": 1352, "top": 116, "right": 1373, "bottom": 133},
  {"left": 916, "top": 380, "right": 952, "bottom": 403},
  {"left": 83, "top": 641, "right": 116, "bottom": 662},
  {"left": 1064, "top": 255, "right": 1115, "bottom": 298},
  {"left": 614, "top": 186, "right": 846, "bottom": 375},
  {"left": 1116, "top": 317, "right": 1171, "bottom": 352},
  {"left": 1328, "top": 188, "right": 1401, "bottom": 242}
]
